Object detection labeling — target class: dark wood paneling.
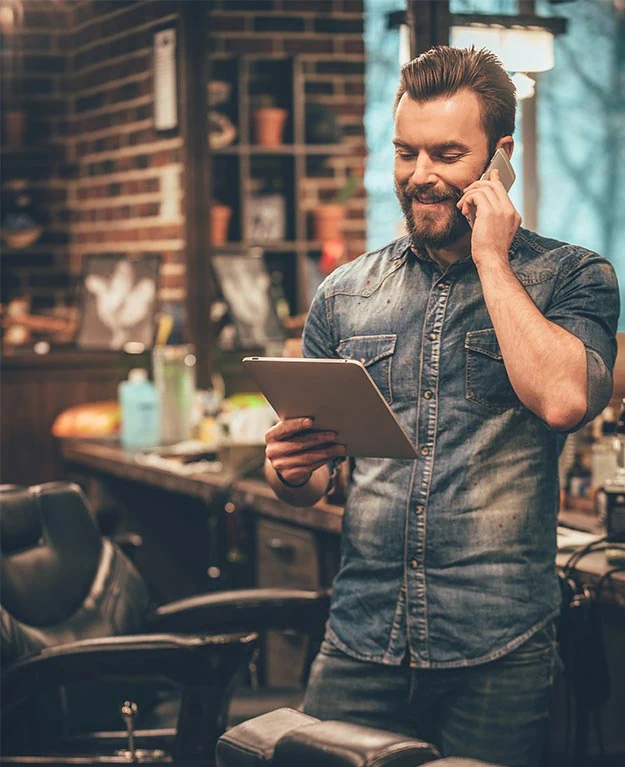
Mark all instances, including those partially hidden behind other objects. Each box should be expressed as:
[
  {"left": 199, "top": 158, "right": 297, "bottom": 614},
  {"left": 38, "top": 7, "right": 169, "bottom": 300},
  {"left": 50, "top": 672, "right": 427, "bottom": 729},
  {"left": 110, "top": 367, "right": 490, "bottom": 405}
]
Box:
[{"left": 1, "top": 350, "right": 143, "bottom": 485}]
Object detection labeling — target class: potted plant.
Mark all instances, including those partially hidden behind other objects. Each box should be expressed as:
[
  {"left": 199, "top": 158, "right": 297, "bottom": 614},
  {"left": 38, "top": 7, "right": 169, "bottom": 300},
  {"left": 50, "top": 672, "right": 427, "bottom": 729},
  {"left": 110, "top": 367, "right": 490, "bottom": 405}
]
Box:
[
  {"left": 210, "top": 200, "right": 232, "bottom": 245},
  {"left": 252, "top": 95, "right": 288, "bottom": 147},
  {"left": 312, "top": 173, "right": 358, "bottom": 242}
]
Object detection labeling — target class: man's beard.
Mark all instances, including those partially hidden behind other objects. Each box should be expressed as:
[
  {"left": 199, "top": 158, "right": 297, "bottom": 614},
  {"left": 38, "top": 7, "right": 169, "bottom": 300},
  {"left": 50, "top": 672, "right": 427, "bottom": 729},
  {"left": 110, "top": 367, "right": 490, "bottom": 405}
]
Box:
[{"left": 395, "top": 179, "right": 469, "bottom": 249}]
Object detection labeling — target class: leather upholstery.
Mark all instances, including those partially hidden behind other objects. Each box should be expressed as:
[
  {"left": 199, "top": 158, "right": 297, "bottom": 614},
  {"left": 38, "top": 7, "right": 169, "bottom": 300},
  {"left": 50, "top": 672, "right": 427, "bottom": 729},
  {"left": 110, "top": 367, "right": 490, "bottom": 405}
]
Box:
[
  {"left": 274, "top": 719, "right": 440, "bottom": 767},
  {"left": 216, "top": 708, "right": 320, "bottom": 767},
  {"left": 0, "top": 482, "right": 149, "bottom": 665},
  {"left": 217, "top": 708, "right": 441, "bottom": 767}
]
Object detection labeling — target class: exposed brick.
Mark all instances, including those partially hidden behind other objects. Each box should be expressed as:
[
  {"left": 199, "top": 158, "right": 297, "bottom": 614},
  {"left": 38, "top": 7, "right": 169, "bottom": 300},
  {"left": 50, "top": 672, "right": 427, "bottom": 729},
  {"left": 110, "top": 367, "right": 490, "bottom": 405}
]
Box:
[
  {"left": 210, "top": 13, "right": 247, "bottom": 32},
  {"left": 215, "top": 0, "right": 275, "bottom": 10},
  {"left": 254, "top": 15, "right": 306, "bottom": 33},
  {"left": 314, "top": 17, "right": 363, "bottom": 35},
  {"left": 344, "top": 80, "right": 365, "bottom": 96},
  {"left": 305, "top": 80, "right": 336, "bottom": 95},
  {"left": 280, "top": 0, "right": 334, "bottom": 11},
  {"left": 343, "top": 38, "right": 365, "bottom": 55},
  {"left": 221, "top": 37, "right": 276, "bottom": 55},
  {"left": 340, "top": 0, "right": 363, "bottom": 12},
  {"left": 316, "top": 60, "right": 364, "bottom": 76},
  {"left": 283, "top": 38, "right": 334, "bottom": 55}
]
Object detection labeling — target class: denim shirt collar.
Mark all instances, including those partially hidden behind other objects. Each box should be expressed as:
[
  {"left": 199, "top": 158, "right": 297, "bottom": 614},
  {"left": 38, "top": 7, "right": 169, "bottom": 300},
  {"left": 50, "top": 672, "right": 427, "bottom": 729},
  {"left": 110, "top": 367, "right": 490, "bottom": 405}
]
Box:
[{"left": 390, "top": 228, "right": 524, "bottom": 265}]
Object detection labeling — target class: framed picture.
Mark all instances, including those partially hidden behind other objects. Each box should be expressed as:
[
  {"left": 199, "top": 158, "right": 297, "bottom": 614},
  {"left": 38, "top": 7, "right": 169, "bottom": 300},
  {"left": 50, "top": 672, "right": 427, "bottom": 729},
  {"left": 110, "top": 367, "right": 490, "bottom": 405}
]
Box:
[
  {"left": 244, "top": 194, "right": 286, "bottom": 242},
  {"left": 75, "top": 253, "right": 161, "bottom": 350},
  {"left": 211, "top": 248, "right": 286, "bottom": 350}
]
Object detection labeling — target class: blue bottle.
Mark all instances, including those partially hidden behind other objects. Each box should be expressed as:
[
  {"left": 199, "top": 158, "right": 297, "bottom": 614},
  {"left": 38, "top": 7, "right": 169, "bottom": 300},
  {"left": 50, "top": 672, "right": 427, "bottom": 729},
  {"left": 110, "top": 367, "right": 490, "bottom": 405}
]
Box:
[{"left": 118, "top": 368, "right": 160, "bottom": 450}]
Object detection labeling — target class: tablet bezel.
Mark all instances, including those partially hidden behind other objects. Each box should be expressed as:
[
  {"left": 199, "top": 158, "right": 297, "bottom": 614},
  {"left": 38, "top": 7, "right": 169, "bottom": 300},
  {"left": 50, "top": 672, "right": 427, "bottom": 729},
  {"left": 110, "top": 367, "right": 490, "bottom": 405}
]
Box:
[{"left": 242, "top": 356, "right": 419, "bottom": 459}]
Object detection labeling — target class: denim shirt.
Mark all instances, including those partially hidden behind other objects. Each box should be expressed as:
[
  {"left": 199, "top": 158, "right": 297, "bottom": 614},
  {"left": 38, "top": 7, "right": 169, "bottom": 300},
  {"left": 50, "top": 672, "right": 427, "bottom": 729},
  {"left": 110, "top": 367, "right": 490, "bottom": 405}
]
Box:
[{"left": 302, "top": 228, "right": 619, "bottom": 669}]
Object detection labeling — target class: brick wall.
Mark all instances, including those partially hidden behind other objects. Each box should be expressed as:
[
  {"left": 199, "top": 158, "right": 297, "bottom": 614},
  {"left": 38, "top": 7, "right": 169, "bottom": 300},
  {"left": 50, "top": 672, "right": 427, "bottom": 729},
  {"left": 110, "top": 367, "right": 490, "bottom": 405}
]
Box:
[
  {"left": 0, "top": 0, "right": 72, "bottom": 311},
  {"left": 1, "top": 0, "right": 366, "bottom": 316},
  {"left": 68, "top": 0, "right": 186, "bottom": 303}
]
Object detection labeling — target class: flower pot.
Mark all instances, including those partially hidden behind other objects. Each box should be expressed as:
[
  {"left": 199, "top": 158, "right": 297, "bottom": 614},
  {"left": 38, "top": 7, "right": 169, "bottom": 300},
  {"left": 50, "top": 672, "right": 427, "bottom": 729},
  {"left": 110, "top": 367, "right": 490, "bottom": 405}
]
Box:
[
  {"left": 253, "top": 107, "right": 288, "bottom": 147},
  {"left": 210, "top": 204, "right": 232, "bottom": 245},
  {"left": 5, "top": 109, "right": 26, "bottom": 148},
  {"left": 312, "top": 203, "right": 346, "bottom": 241}
]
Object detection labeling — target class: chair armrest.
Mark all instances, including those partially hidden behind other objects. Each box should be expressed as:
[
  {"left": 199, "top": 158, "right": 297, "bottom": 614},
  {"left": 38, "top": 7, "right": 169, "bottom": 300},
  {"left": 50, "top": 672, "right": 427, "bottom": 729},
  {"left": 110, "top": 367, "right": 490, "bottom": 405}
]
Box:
[
  {"left": 148, "top": 588, "right": 331, "bottom": 634},
  {"left": 2, "top": 631, "right": 257, "bottom": 713},
  {"left": 109, "top": 531, "right": 143, "bottom": 561}
]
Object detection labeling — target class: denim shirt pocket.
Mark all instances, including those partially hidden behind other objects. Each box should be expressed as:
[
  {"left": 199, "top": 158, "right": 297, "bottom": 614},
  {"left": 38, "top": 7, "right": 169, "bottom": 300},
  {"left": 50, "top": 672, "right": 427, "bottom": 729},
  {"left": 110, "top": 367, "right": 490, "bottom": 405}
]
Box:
[
  {"left": 337, "top": 334, "right": 397, "bottom": 404},
  {"left": 465, "top": 328, "right": 520, "bottom": 413}
]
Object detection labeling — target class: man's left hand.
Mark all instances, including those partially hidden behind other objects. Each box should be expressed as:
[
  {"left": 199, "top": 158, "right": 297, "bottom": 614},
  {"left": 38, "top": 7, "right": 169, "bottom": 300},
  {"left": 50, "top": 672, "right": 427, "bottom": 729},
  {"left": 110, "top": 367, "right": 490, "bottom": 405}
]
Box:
[{"left": 457, "top": 168, "right": 521, "bottom": 269}]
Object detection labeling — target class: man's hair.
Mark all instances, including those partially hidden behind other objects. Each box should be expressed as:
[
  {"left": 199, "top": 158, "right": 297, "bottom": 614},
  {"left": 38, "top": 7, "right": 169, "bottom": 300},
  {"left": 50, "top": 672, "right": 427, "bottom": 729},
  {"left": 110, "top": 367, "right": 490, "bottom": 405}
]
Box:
[{"left": 394, "top": 46, "right": 516, "bottom": 154}]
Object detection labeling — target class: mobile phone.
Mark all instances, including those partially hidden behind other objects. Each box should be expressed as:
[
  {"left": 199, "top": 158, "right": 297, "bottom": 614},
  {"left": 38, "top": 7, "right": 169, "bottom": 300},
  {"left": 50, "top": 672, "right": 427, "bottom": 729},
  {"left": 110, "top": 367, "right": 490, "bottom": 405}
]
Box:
[{"left": 466, "top": 148, "right": 516, "bottom": 227}]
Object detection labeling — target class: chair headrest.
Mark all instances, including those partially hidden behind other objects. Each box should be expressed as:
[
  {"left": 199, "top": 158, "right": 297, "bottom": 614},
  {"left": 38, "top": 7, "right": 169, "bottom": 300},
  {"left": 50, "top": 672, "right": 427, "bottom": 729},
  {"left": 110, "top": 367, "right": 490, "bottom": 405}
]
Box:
[
  {"left": 0, "top": 482, "right": 103, "bottom": 627},
  {"left": 0, "top": 485, "right": 42, "bottom": 554}
]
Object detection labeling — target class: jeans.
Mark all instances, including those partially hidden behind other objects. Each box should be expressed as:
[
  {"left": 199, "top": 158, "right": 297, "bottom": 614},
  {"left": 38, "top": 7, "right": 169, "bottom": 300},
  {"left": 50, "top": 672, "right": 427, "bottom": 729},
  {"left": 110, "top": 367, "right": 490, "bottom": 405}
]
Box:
[{"left": 302, "top": 621, "right": 560, "bottom": 767}]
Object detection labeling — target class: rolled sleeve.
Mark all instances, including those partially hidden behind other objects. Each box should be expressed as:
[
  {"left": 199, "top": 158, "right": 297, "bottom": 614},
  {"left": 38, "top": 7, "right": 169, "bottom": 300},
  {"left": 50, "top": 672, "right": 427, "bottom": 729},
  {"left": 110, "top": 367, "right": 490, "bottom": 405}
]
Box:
[{"left": 546, "top": 251, "right": 620, "bottom": 428}]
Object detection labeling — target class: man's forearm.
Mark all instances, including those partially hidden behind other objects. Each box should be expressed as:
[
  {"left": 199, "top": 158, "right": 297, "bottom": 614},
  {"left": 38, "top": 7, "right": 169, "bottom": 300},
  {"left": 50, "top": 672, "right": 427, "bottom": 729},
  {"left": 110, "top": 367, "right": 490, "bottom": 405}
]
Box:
[
  {"left": 264, "top": 459, "right": 331, "bottom": 508},
  {"left": 477, "top": 259, "right": 588, "bottom": 430}
]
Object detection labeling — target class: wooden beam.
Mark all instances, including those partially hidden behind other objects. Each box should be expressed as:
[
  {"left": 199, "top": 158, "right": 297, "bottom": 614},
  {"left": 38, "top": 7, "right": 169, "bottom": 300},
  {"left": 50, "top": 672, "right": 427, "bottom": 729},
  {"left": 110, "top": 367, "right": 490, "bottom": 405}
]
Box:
[
  {"left": 406, "top": 0, "right": 451, "bottom": 57},
  {"left": 180, "top": 1, "right": 215, "bottom": 388}
]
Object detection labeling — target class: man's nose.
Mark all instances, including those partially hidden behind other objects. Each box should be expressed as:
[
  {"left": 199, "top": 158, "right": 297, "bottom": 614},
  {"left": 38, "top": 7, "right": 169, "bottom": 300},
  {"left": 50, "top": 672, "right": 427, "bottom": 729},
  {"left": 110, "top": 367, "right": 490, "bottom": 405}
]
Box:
[{"left": 409, "top": 155, "right": 437, "bottom": 186}]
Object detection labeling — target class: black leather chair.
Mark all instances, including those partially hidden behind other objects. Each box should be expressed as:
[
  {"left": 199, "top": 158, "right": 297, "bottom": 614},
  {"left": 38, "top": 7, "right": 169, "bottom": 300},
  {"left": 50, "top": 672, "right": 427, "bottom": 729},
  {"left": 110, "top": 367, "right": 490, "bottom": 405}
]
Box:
[
  {"left": 217, "top": 707, "right": 501, "bottom": 767},
  {"left": 0, "top": 482, "right": 330, "bottom": 765}
]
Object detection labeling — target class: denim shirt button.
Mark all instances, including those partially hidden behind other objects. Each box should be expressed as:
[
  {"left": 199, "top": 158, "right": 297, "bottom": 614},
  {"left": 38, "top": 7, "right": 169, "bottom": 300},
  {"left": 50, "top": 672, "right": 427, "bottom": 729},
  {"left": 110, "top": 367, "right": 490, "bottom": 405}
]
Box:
[
  {"left": 421, "top": 447, "right": 430, "bottom": 456},
  {"left": 423, "top": 390, "right": 433, "bottom": 399},
  {"left": 409, "top": 559, "right": 418, "bottom": 569},
  {"left": 416, "top": 505, "right": 424, "bottom": 514},
  {"left": 428, "top": 332, "right": 437, "bottom": 341}
]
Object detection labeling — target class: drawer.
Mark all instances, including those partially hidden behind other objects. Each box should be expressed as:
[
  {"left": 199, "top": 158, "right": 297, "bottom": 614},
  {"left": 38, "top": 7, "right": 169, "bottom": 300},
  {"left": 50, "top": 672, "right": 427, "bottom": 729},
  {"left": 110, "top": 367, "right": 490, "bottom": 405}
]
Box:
[{"left": 256, "top": 518, "right": 320, "bottom": 590}]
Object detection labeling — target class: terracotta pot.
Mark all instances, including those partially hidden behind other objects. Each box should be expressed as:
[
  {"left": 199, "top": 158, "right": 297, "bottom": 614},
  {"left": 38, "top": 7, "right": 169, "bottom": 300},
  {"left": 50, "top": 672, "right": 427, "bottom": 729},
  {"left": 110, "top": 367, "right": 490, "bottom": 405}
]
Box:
[
  {"left": 210, "top": 204, "right": 232, "bottom": 245},
  {"left": 313, "top": 203, "right": 346, "bottom": 241},
  {"left": 253, "top": 107, "right": 288, "bottom": 146},
  {"left": 5, "top": 109, "right": 26, "bottom": 148}
]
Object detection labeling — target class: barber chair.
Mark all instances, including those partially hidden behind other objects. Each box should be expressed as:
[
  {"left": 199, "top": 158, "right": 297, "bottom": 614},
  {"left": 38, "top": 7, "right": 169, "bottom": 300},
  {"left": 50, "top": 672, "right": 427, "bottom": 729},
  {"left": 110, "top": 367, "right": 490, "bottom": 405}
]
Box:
[
  {"left": 217, "top": 707, "right": 501, "bottom": 767},
  {"left": 0, "top": 482, "right": 330, "bottom": 766}
]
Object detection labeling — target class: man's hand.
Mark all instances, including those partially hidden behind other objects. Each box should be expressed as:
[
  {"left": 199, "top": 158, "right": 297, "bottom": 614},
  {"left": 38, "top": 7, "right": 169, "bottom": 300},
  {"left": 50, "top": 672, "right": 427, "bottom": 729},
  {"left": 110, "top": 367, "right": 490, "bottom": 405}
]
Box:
[
  {"left": 265, "top": 417, "right": 346, "bottom": 487},
  {"left": 457, "top": 168, "right": 521, "bottom": 269}
]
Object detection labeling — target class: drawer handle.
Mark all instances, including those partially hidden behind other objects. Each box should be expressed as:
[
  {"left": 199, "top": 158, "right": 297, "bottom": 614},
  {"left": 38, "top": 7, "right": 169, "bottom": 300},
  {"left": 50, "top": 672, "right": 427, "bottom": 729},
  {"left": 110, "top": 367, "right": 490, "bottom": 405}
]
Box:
[{"left": 267, "top": 538, "right": 295, "bottom": 558}]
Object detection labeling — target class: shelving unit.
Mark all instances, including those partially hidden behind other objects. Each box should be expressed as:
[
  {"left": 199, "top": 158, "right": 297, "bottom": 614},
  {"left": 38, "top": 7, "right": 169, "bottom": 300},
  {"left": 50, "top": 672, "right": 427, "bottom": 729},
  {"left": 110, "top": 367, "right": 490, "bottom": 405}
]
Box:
[{"left": 207, "top": 54, "right": 348, "bottom": 316}]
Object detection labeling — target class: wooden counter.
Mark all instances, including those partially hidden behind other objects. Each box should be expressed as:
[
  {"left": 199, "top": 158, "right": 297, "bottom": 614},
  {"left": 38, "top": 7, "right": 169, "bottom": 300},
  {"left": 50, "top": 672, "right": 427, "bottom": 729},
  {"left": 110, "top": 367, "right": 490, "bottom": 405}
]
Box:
[{"left": 60, "top": 439, "right": 625, "bottom": 608}]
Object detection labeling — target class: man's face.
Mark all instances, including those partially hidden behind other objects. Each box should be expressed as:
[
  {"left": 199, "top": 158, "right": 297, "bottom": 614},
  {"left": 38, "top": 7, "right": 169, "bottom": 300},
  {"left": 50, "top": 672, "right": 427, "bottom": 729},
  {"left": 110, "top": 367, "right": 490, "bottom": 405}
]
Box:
[{"left": 393, "top": 89, "right": 491, "bottom": 249}]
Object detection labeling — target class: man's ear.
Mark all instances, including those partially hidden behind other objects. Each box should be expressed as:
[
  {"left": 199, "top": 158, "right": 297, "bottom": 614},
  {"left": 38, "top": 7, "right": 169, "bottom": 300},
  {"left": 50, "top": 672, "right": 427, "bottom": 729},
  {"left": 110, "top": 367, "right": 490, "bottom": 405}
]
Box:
[{"left": 496, "top": 136, "right": 514, "bottom": 160}]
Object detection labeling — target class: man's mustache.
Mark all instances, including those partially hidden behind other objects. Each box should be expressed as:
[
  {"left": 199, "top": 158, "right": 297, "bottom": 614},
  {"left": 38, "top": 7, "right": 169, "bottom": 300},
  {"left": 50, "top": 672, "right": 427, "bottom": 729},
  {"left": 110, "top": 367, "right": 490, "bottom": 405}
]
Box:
[{"left": 401, "top": 184, "right": 463, "bottom": 205}]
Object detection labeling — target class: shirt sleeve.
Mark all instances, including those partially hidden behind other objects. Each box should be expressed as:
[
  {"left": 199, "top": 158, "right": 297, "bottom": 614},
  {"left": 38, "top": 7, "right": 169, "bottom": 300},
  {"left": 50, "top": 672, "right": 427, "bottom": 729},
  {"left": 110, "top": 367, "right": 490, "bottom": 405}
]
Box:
[
  {"left": 301, "top": 275, "right": 338, "bottom": 359},
  {"left": 545, "top": 250, "right": 620, "bottom": 429}
]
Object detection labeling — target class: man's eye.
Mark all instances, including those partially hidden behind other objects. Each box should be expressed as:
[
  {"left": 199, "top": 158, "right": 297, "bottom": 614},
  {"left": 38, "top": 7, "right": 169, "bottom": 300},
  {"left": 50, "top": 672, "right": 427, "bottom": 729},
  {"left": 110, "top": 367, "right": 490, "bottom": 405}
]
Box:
[
  {"left": 396, "top": 152, "right": 415, "bottom": 160},
  {"left": 439, "top": 154, "right": 462, "bottom": 162}
]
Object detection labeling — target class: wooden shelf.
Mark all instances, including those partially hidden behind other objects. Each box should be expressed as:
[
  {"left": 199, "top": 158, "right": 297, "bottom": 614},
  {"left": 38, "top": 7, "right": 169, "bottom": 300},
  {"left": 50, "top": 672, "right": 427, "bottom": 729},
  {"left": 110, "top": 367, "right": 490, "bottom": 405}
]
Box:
[
  {"left": 214, "top": 143, "right": 349, "bottom": 156},
  {"left": 211, "top": 240, "right": 323, "bottom": 253}
]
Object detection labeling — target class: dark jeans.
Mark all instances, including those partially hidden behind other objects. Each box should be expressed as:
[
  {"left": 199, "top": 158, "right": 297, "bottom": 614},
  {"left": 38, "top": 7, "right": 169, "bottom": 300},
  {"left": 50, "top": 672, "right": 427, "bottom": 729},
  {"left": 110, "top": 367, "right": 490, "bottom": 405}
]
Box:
[{"left": 302, "top": 622, "right": 560, "bottom": 767}]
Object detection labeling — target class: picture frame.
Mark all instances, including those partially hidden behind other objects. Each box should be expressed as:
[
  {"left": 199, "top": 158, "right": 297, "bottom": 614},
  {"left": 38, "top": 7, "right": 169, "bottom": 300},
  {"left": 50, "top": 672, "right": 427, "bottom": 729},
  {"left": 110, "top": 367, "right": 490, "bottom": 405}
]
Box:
[
  {"left": 211, "top": 248, "right": 286, "bottom": 350},
  {"left": 244, "top": 193, "right": 287, "bottom": 242},
  {"left": 75, "top": 253, "right": 161, "bottom": 351}
]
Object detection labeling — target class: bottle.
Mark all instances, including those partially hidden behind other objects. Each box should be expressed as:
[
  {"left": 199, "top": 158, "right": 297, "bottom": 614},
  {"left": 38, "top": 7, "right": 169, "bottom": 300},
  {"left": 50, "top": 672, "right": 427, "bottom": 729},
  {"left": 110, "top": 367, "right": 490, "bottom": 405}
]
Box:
[
  {"left": 591, "top": 407, "right": 619, "bottom": 495},
  {"left": 565, "top": 451, "right": 591, "bottom": 503},
  {"left": 118, "top": 368, "right": 160, "bottom": 450},
  {"left": 596, "top": 398, "right": 625, "bottom": 561}
]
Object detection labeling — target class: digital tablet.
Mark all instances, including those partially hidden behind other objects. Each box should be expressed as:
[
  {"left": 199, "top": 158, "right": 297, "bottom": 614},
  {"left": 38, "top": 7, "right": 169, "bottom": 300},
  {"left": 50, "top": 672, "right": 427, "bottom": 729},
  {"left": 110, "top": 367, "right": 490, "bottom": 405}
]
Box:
[{"left": 242, "top": 356, "right": 419, "bottom": 459}]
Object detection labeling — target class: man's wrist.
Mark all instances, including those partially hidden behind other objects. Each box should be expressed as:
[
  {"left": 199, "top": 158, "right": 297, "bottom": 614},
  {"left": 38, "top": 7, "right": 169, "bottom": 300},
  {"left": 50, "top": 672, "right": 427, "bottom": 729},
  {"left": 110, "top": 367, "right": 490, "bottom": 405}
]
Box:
[{"left": 275, "top": 469, "right": 311, "bottom": 488}]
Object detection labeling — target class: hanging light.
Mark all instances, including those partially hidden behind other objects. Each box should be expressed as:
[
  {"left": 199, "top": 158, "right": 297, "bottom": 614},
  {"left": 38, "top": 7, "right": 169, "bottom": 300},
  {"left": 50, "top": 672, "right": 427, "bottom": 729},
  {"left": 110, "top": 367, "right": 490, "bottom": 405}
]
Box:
[{"left": 450, "top": 24, "right": 555, "bottom": 74}]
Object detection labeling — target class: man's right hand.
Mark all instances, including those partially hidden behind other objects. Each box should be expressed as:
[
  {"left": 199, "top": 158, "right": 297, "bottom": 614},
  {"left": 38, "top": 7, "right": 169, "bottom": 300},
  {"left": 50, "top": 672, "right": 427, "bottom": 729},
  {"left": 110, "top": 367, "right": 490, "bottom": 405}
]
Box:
[{"left": 265, "top": 417, "right": 346, "bottom": 487}]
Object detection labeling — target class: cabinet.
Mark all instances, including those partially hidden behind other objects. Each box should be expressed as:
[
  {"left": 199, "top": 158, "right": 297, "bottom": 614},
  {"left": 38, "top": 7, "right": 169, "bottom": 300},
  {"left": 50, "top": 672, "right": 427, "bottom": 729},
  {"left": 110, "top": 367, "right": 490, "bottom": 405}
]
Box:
[
  {"left": 256, "top": 516, "right": 340, "bottom": 687},
  {"left": 207, "top": 55, "right": 348, "bottom": 318}
]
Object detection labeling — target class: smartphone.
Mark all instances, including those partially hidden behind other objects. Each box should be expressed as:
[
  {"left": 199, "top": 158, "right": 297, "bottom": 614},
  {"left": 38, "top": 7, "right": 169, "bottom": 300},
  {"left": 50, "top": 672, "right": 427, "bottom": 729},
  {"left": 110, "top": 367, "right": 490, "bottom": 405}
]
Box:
[{"left": 466, "top": 148, "right": 516, "bottom": 227}]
